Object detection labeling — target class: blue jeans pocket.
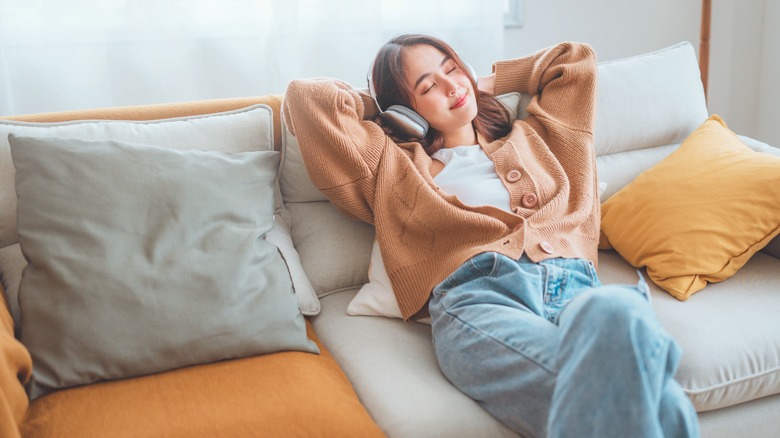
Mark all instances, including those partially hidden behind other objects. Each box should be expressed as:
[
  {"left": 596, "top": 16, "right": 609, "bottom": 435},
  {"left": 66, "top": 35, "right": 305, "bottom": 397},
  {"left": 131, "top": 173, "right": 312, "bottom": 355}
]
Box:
[{"left": 433, "top": 252, "right": 498, "bottom": 298}]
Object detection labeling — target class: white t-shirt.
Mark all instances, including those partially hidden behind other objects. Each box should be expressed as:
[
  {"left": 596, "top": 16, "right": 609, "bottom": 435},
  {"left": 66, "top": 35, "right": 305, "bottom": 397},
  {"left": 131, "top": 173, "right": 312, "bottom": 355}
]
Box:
[{"left": 431, "top": 144, "right": 512, "bottom": 213}]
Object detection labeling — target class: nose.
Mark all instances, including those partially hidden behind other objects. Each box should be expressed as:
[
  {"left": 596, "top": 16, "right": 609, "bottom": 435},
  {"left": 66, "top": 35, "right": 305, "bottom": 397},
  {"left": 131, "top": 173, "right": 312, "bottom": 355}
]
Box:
[{"left": 445, "top": 79, "right": 459, "bottom": 96}]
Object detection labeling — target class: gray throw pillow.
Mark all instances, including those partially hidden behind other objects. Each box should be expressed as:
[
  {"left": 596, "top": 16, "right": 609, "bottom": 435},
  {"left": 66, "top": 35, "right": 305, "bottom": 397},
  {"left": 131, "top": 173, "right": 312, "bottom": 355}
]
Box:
[{"left": 9, "top": 134, "right": 319, "bottom": 400}]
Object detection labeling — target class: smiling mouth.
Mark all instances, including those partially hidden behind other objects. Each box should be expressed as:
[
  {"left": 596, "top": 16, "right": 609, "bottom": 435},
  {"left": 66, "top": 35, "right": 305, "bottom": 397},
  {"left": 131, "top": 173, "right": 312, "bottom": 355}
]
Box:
[{"left": 450, "top": 94, "right": 467, "bottom": 109}]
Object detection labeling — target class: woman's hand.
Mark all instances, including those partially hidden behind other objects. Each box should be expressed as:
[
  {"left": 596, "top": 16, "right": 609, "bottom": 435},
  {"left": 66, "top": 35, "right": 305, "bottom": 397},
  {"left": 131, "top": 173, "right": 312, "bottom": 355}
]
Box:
[{"left": 477, "top": 73, "right": 496, "bottom": 95}]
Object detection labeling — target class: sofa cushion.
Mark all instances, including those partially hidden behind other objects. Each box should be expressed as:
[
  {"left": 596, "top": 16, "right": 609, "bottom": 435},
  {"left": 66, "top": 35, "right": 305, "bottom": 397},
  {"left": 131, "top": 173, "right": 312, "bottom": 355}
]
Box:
[
  {"left": 593, "top": 41, "right": 708, "bottom": 156},
  {"left": 346, "top": 240, "right": 403, "bottom": 319},
  {"left": 597, "top": 250, "right": 780, "bottom": 411},
  {"left": 600, "top": 115, "right": 780, "bottom": 300},
  {"left": 0, "top": 285, "right": 30, "bottom": 438},
  {"left": 286, "top": 201, "right": 374, "bottom": 296},
  {"left": 10, "top": 135, "right": 318, "bottom": 399},
  {"left": 21, "top": 322, "right": 383, "bottom": 438},
  {"left": 311, "top": 289, "right": 518, "bottom": 438},
  {"left": 0, "top": 106, "right": 319, "bottom": 323}
]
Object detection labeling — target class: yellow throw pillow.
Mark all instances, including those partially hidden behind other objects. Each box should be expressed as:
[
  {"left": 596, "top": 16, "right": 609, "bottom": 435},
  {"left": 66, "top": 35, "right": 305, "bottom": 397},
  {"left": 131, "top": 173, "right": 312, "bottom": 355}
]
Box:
[{"left": 600, "top": 115, "right": 780, "bottom": 300}]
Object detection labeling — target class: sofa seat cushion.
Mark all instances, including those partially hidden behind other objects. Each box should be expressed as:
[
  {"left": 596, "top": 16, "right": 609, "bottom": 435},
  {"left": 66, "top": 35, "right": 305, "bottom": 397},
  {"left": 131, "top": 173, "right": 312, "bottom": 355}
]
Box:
[
  {"left": 312, "top": 253, "right": 780, "bottom": 435},
  {"left": 597, "top": 250, "right": 780, "bottom": 411},
  {"left": 310, "top": 289, "right": 519, "bottom": 438},
  {"left": 21, "top": 322, "right": 383, "bottom": 438}
]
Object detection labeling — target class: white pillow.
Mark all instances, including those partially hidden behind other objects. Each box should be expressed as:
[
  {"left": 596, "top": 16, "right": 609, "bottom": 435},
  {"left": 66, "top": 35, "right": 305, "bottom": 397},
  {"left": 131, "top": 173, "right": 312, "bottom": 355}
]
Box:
[
  {"left": 348, "top": 182, "right": 608, "bottom": 322},
  {"left": 346, "top": 239, "right": 402, "bottom": 319}
]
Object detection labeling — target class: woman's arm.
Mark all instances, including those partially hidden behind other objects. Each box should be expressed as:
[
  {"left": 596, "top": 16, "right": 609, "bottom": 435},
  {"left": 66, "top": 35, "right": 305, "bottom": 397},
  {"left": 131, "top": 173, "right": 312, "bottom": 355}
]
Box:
[
  {"left": 283, "top": 78, "right": 386, "bottom": 223},
  {"left": 491, "top": 42, "right": 597, "bottom": 136}
]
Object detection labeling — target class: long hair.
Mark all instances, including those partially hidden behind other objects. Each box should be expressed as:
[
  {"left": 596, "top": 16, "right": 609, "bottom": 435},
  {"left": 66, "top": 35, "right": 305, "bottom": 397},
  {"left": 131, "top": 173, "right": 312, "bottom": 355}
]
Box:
[{"left": 370, "top": 34, "right": 512, "bottom": 155}]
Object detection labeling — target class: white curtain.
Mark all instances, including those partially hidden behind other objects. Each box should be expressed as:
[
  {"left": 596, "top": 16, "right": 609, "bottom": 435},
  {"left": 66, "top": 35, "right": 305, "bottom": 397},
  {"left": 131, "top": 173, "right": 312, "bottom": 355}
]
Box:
[{"left": 0, "top": 0, "right": 504, "bottom": 116}]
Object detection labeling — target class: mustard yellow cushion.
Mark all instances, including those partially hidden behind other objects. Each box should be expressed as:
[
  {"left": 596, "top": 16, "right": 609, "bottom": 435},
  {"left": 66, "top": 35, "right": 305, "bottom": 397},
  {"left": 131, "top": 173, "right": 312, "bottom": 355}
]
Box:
[
  {"left": 22, "top": 322, "right": 383, "bottom": 438},
  {"left": 600, "top": 115, "right": 780, "bottom": 300}
]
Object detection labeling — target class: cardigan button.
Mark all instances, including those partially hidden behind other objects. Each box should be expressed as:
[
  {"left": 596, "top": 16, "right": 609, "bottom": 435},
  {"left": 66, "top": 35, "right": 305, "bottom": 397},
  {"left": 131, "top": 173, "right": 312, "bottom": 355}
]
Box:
[
  {"left": 540, "top": 241, "right": 555, "bottom": 254},
  {"left": 506, "top": 169, "right": 522, "bottom": 183},
  {"left": 522, "top": 193, "right": 538, "bottom": 208}
]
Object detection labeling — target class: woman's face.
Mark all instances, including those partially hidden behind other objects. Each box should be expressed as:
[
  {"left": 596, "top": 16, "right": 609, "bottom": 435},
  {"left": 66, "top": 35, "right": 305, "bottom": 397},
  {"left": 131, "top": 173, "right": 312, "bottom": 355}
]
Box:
[{"left": 402, "top": 44, "right": 478, "bottom": 137}]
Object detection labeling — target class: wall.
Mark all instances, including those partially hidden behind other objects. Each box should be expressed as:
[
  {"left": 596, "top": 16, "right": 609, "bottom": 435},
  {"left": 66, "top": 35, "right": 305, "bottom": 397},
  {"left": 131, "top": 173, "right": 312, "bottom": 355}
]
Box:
[
  {"left": 504, "top": 0, "right": 778, "bottom": 146},
  {"left": 503, "top": 1, "right": 700, "bottom": 63},
  {"left": 706, "top": 0, "right": 766, "bottom": 142},
  {"left": 757, "top": 0, "right": 780, "bottom": 146}
]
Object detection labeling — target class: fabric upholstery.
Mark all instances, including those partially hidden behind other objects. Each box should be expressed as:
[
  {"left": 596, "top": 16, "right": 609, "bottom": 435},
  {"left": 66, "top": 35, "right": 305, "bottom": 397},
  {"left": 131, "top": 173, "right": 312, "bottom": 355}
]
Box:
[
  {"left": 311, "top": 289, "right": 518, "bottom": 438},
  {"left": 287, "top": 202, "right": 374, "bottom": 296},
  {"left": 1, "top": 105, "right": 274, "bottom": 247},
  {"left": 22, "top": 322, "right": 383, "bottom": 438},
  {"left": 0, "top": 284, "right": 30, "bottom": 438},
  {"left": 738, "top": 135, "right": 780, "bottom": 259},
  {"left": 347, "top": 240, "right": 402, "bottom": 319},
  {"left": 697, "top": 393, "right": 780, "bottom": 438},
  {"left": 593, "top": 41, "right": 708, "bottom": 156},
  {"left": 599, "top": 115, "right": 780, "bottom": 300}
]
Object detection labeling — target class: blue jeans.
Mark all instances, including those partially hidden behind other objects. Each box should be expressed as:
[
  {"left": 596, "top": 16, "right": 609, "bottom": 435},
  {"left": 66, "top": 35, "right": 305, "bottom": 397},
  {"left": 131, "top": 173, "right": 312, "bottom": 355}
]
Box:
[{"left": 429, "top": 253, "right": 699, "bottom": 438}]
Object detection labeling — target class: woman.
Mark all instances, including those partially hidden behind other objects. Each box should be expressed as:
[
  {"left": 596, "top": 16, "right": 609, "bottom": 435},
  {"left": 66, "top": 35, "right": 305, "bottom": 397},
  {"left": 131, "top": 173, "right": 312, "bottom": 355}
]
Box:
[{"left": 283, "top": 34, "right": 699, "bottom": 437}]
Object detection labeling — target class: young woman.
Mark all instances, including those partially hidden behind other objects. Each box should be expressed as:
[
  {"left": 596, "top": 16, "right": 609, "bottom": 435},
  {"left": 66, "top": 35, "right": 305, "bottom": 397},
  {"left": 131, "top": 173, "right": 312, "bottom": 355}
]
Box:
[{"left": 283, "top": 34, "right": 699, "bottom": 437}]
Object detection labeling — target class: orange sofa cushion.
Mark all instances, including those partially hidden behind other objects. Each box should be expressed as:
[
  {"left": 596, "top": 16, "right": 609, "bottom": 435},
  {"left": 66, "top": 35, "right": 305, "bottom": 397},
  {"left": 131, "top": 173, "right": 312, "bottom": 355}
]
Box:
[
  {"left": 0, "top": 286, "right": 32, "bottom": 438},
  {"left": 22, "top": 322, "right": 384, "bottom": 437}
]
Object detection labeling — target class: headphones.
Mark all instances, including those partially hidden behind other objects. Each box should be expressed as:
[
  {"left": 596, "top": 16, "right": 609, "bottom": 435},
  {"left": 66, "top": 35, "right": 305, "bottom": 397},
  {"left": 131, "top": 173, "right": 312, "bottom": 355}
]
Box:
[{"left": 367, "top": 58, "right": 478, "bottom": 139}]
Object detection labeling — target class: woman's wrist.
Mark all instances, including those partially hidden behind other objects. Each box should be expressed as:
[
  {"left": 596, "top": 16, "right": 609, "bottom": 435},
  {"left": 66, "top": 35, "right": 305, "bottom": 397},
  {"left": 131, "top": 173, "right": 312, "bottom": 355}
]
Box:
[{"left": 477, "top": 73, "right": 496, "bottom": 95}]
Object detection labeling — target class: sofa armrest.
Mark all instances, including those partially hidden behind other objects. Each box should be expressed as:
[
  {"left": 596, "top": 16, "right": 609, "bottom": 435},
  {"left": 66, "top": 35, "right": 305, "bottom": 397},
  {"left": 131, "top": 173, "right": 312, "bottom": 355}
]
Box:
[{"left": 0, "top": 283, "right": 32, "bottom": 438}]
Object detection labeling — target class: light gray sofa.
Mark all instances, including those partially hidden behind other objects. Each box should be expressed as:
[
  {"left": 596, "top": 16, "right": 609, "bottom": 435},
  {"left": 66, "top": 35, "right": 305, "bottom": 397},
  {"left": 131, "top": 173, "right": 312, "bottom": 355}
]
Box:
[{"left": 279, "top": 41, "right": 780, "bottom": 437}]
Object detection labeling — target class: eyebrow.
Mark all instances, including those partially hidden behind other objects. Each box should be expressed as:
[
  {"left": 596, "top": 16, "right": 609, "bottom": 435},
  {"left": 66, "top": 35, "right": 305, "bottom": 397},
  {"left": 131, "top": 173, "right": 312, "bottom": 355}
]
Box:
[{"left": 414, "top": 56, "right": 451, "bottom": 90}]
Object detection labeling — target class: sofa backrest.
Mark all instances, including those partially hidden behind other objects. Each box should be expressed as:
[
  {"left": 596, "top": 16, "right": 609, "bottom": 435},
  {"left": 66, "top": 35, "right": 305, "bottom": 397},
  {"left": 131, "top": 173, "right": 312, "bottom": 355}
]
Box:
[{"left": 594, "top": 41, "right": 708, "bottom": 156}]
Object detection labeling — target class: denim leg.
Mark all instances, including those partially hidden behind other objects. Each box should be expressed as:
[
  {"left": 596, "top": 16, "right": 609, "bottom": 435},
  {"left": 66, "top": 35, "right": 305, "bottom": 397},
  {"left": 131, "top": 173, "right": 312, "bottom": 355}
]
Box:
[
  {"left": 549, "top": 284, "right": 699, "bottom": 438},
  {"left": 429, "top": 253, "right": 699, "bottom": 438},
  {"left": 429, "top": 253, "right": 595, "bottom": 437}
]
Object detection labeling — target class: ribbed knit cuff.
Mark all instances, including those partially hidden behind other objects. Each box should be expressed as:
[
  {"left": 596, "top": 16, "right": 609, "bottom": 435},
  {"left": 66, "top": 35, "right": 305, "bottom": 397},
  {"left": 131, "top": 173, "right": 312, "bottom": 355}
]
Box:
[{"left": 492, "top": 55, "right": 537, "bottom": 96}]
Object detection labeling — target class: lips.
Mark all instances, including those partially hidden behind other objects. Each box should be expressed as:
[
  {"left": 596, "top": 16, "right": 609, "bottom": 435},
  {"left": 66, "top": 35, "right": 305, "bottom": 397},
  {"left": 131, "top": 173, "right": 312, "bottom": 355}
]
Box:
[{"left": 450, "top": 93, "right": 468, "bottom": 109}]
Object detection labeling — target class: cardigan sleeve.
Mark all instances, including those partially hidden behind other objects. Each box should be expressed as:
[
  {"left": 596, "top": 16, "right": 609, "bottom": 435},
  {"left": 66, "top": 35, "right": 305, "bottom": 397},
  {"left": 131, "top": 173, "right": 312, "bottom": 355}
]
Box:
[
  {"left": 492, "top": 42, "right": 597, "bottom": 137},
  {"left": 282, "top": 78, "right": 388, "bottom": 223}
]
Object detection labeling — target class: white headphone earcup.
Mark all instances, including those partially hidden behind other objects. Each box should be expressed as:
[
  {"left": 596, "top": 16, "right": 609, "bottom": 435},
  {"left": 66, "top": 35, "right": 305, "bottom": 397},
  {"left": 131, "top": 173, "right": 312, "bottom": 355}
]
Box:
[
  {"left": 465, "top": 62, "right": 478, "bottom": 84},
  {"left": 383, "top": 105, "right": 429, "bottom": 139}
]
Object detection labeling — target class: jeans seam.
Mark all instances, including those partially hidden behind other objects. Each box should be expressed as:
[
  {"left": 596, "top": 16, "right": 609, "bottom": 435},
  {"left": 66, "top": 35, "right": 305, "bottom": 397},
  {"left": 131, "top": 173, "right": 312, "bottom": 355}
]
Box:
[
  {"left": 586, "top": 261, "right": 599, "bottom": 287},
  {"left": 440, "top": 307, "right": 557, "bottom": 375},
  {"left": 467, "top": 252, "right": 499, "bottom": 277}
]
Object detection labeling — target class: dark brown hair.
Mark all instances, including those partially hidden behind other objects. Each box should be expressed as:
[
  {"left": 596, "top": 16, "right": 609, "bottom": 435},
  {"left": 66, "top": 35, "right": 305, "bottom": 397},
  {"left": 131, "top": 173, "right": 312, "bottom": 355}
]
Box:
[{"left": 370, "top": 34, "right": 512, "bottom": 155}]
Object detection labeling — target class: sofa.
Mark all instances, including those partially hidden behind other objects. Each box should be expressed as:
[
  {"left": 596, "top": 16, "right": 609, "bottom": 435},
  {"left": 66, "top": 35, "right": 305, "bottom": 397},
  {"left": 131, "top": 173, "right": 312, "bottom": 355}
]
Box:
[{"left": 1, "top": 40, "right": 778, "bottom": 437}]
